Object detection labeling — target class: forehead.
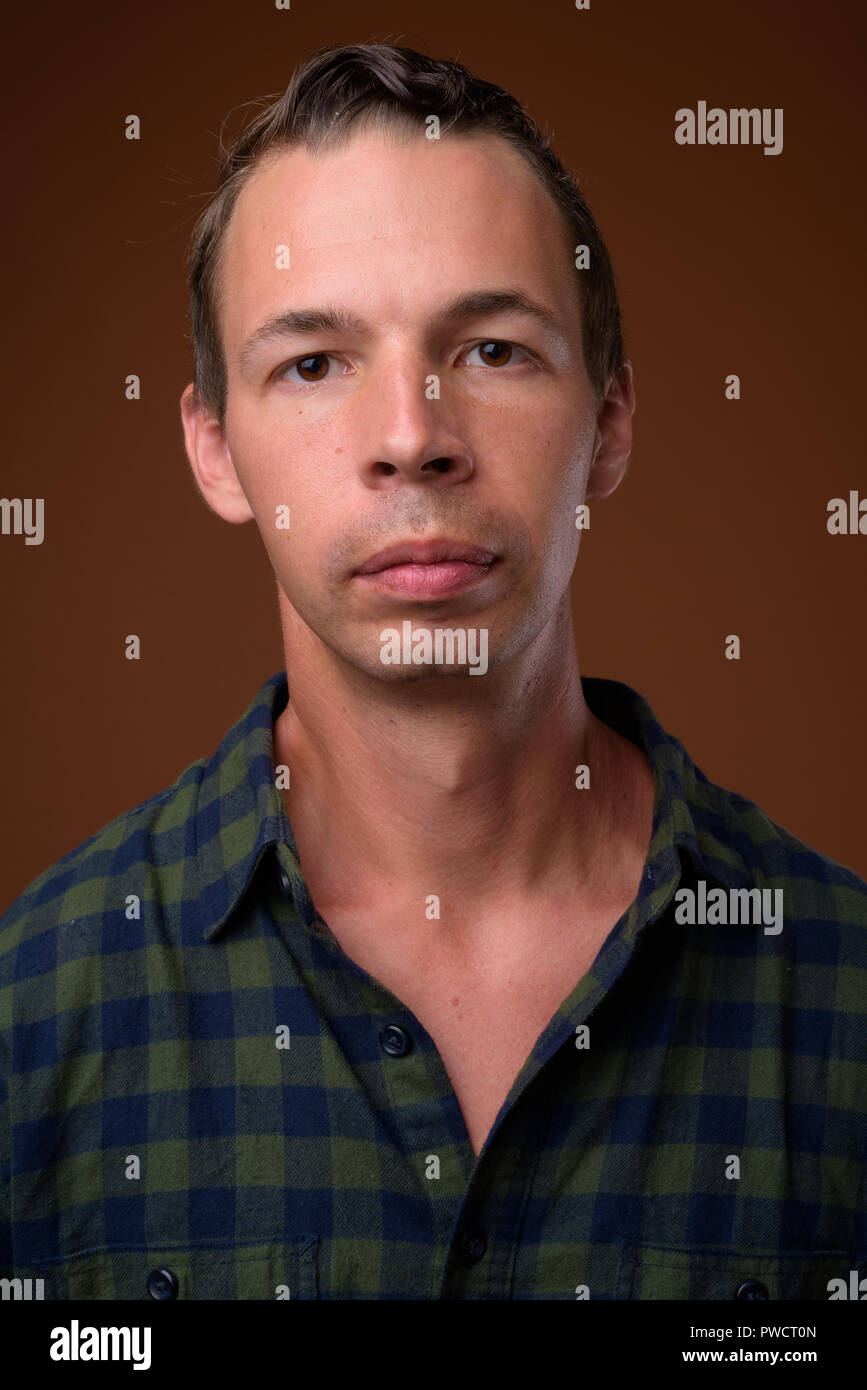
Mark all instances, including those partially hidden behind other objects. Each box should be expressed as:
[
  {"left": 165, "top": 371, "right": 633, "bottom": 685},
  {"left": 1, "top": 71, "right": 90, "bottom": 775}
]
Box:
[{"left": 217, "top": 127, "right": 578, "bottom": 350}]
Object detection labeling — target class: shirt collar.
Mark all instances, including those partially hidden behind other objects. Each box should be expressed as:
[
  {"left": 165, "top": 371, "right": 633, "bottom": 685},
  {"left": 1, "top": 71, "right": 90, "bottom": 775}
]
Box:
[
  {"left": 188, "top": 670, "right": 755, "bottom": 943},
  {"left": 580, "top": 676, "right": 756, "bottom": 902},
  {"left": 186, "top": 671, "right": 298, "bottom": 942}
]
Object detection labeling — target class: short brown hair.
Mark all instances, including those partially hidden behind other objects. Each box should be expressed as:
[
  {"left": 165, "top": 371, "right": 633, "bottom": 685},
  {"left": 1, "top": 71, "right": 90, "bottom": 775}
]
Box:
[{"left": 186, "top": 41, "right": 626, "bottom": 432}]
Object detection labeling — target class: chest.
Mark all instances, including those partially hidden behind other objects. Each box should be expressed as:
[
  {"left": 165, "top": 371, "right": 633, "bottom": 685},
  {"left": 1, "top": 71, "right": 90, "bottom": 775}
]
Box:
[
  {"left": 415, "top": 989, "right": 561, "bottom": 1156},
  {"left": 320, "top": 908, "right": 614, "bottom": 1157}
]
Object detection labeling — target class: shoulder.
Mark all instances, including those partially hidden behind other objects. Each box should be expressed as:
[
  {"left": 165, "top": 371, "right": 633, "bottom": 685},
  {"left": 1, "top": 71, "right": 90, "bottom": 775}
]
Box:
[
  {"left": 587, "top": 673, "right": 867, "bottom": 941},
  {"left": 706, "top": 771, "right": 866, "bottom": 901},
  {"left": 691, "top": 769, "right": 867, "bottom": 966},
  {"left": 0, "top": 753, "right": 210, "bottom": 972}
]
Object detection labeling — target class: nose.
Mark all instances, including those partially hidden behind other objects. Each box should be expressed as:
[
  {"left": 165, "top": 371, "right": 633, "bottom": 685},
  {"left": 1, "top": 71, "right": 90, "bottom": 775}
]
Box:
[{"left": 358, "top": 351, "right": 475, "bottom": 490}]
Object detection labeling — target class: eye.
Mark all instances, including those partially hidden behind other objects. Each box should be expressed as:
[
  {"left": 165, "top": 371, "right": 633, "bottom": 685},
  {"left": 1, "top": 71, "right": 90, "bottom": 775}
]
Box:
[
  {"left": 464, "top": 340, "right": 530, "bottom": 368},
  {"left": 273, "top": 341, "right": 534, "bottom": 385},
  {"left": 276, "top": 353, "right": 342, "bottom": 384}
]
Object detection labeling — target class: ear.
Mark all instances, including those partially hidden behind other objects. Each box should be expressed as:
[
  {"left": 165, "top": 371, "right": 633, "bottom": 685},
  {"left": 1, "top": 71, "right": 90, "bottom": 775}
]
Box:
[
  {"left": 180, "top": 383, "right": 255, "bottom": 524},
  {"left": 585, "top": 362, "right": 636, "bottom": 503}
]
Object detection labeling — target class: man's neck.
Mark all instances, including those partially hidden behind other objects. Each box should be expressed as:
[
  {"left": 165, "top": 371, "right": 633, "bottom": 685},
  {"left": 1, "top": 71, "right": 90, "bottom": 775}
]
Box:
[{"left": 272, "top": 599, "right": 655, "bottom": 933}]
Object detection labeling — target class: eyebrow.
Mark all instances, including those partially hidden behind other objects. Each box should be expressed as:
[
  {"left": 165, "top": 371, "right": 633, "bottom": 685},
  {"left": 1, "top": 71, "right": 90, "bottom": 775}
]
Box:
[{"left": 236, "top": 287, "right": 567, "bottom": 377}]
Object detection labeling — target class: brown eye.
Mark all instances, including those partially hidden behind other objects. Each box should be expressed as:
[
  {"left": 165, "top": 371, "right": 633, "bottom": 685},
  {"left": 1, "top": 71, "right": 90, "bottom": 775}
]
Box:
[
  {"left": 295, "top": 354, "right": 331, "bottom": 381},
  {"left": 475, "top": 342, "right": 514, "bottom": 366}
]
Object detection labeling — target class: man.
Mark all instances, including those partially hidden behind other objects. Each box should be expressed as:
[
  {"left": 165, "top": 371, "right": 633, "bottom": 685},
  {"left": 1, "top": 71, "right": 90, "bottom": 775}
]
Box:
[{"left": 1, "top": 42, "right": 864, "bottom": 1302}]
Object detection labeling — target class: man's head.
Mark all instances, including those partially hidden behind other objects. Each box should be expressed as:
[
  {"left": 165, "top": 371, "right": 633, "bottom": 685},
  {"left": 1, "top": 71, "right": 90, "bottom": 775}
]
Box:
[{"left": 181, "top": 42, "right": 635, "bottom": 683}]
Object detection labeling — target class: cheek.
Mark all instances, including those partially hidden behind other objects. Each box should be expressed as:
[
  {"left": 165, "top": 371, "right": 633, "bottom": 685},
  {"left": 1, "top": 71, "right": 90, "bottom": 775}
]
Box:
[
  {"left": 522, "top": 432, "right": 591, "bottom": 568},
  {"left": 508, "top": 421, "right": 590, "bottom": 517},
  {"left": 280, "top": 387, "right": 351, "bottom": 431},
  {"left": 235, "top": 462, "right": 341, "bottom": 598},
  {"left": 231, "top": 393, "right": 354, "bottom": 499},
  {"left": 239, "top": 380, "right": 354, "bottom": 462},
  {"left": 227, "top": 414, "right": 314, "bottom": 523},
  {"left": 549, "top": 422, "right": 595, "bottom": 508}
]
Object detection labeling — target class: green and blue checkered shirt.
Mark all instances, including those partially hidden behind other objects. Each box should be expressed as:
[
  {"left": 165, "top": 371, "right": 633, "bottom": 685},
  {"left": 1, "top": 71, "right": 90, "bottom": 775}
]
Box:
[{"left": 1, "top": 671, "right": 865, "bottom": 1299}]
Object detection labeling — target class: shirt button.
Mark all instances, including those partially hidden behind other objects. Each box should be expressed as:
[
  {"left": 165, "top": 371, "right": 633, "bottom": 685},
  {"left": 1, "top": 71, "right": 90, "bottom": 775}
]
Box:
[
  {"left": 147, "top": 1267, "right": 179, "bottom": 1300},
  {"left": 379, "top": 1024, "right": 412, "bottom": 1057},
  {"left": 456, "top": 1226, "right": 487, "bottom": 1266},
  {"left": 278, "top": 867, "right": 293, "bottom": 900},
  {"left": 735, "top": 1278, "right": 769, "bottom": 1300}
]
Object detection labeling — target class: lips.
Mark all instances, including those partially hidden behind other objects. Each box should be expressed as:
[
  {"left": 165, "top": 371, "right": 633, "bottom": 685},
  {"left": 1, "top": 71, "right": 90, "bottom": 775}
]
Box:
[{"left": 354, "top": 539, "right": 497, "bottom": 575}]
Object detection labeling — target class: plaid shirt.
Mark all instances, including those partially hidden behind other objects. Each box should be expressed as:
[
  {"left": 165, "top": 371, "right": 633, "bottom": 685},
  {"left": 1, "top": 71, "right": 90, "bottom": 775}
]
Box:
[{"left": 1, "top": 670, "right": 865, "bottom": 1301}]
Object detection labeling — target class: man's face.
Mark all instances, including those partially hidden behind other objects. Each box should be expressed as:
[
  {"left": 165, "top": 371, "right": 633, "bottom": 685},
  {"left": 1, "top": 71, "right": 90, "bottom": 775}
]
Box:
[{"left": 185, "top": 126, "right": 629, "bottom": 680}]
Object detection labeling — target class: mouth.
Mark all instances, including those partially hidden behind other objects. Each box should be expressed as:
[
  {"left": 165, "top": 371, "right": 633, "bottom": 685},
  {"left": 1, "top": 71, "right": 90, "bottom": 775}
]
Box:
[
  {"left": 354, "top": 539, "right": 497, "bottom": 574},
  {"left": 352, "top": 539, "right": 499, "bottom": 599}
]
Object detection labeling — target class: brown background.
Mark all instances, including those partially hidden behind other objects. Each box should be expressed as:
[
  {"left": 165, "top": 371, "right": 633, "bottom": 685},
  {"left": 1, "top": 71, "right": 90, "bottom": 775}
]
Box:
[{"left": 2, "top": 0, "right": 865, "bottom": 911}]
